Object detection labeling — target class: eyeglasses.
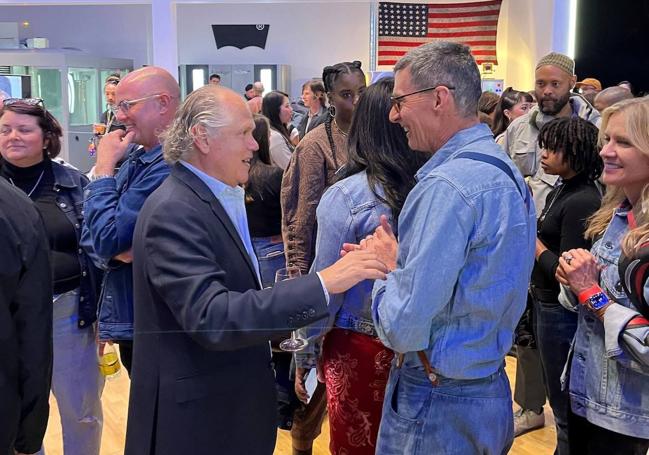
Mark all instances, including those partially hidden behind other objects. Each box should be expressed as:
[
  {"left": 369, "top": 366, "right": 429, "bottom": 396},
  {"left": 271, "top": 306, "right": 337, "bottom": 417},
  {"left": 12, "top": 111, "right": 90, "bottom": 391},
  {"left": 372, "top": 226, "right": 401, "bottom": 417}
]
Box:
[
  {"left": 3, "top": 98, "right": 45, "bottom": 109},
  {"left": 390, "top": 85, "right": 455, "bottom": 113},
  {"left": 111, "top": 93, "right": 163, "bottom": 115}
]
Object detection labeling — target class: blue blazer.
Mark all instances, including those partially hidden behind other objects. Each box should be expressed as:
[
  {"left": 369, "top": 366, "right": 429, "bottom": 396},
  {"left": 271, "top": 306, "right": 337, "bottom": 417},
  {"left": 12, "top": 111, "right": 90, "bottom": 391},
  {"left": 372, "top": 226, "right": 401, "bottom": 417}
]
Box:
[{"left": 125, "top": 163, "right": 329, "bottom": 455}]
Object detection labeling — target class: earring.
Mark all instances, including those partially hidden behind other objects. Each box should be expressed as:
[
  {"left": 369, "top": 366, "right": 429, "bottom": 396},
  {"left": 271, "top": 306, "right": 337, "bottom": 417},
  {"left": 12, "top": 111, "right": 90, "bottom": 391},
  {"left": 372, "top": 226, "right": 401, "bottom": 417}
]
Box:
[{"left": 328, "top": 105, "right": 336, "bottom": 118}]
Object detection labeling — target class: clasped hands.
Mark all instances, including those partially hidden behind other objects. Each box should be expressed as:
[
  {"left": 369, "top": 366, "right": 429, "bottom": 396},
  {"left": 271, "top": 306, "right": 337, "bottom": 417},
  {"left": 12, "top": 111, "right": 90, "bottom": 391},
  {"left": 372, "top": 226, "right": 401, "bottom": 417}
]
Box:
[
  {"left": 556, "top": 247, "right": 601, "bottom": 295},
  {"left": 341, "top": 214, "right": 398, "bottom": 272}
]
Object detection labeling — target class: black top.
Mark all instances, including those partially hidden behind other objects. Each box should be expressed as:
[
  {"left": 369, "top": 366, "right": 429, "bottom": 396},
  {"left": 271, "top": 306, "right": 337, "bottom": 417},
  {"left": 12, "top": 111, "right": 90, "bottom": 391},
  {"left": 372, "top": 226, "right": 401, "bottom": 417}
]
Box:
[
  {"left": 245, "top": 158, "right": 283, "bottom": 238},
  {"left": 0, "top": 159, "right": 81, "bottom": 294},
  {"left": 0, "top": 178, "right": 52, "bottom": 454},
  {"left": 532, "top": 173, "right": 602, "bottom": 297}
]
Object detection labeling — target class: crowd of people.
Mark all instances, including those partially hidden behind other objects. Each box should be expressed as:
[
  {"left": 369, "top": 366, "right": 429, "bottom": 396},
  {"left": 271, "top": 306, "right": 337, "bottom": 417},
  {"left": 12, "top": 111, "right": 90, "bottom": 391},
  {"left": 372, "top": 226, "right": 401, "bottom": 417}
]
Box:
[{"left": 1, "top": 40, "right": 648, "bottom": 455}]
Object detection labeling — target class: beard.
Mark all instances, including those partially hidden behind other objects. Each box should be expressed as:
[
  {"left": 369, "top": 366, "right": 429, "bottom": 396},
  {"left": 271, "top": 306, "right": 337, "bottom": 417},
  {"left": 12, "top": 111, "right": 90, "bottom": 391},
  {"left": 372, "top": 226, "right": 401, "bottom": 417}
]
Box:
[{"left": 538, "top": 91, "right": 571, "bottom": 116}]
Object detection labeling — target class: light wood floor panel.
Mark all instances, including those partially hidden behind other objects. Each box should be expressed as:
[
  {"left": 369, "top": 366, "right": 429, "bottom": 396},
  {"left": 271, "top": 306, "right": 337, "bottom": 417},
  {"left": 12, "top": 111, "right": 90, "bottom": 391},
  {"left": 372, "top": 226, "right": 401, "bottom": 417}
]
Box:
[{"left": 42, "top": 357, "right": 556, "bottom": 454}]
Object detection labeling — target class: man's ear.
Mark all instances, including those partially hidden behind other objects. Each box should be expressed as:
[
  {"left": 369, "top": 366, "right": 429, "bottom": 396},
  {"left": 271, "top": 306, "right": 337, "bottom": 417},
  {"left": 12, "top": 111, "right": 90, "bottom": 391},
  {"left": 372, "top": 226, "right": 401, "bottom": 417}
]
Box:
[
  {"left": 570, "top": 75, "right": 577, "bottom": 90},
  {"left": 158, "top": 93, "right": 173, "bottom": 114},
  {"left": 191, "top": 124, "right": 209, "bottom": 155}
]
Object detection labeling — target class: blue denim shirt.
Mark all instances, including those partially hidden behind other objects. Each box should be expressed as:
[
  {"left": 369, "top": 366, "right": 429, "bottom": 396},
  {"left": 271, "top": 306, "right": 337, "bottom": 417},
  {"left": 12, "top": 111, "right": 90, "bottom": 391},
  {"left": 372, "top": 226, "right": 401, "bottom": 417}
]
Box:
[
  {"left": 81, "top": 145, "right": 170, "bottom": 340},
  {"left": 559, "top": 204, "right": 649, "bottom": 438},
  {"left": 295, "top": 171, "right": 393, "bottom": 368},
  {"left": 372, "top": 123, "right": 536, "bottom": 379}
]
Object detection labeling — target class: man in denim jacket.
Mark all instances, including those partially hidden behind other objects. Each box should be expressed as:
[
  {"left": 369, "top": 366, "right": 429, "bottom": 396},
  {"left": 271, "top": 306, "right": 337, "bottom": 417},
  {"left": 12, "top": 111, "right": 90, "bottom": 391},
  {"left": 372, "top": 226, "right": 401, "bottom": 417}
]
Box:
[
  {"left": 81, "top": 66, "right": 177, "bottom": 374},
  {"left": 360, "top": 42, "right": 536, "bottom": 454}
]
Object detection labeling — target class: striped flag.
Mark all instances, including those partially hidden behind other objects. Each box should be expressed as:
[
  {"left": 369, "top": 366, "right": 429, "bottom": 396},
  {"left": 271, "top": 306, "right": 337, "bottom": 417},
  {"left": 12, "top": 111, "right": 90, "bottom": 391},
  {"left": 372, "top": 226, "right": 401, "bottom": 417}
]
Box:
[{"left": 377, "top": 0, "right": 502, "bottom": 67}]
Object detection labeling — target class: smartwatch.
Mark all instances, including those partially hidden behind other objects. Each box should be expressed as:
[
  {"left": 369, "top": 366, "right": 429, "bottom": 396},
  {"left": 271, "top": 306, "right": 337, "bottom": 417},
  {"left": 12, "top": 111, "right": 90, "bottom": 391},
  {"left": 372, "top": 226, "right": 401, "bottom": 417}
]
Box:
[{"left": 585, "top": 291, "right": 610, "bottom": 312}]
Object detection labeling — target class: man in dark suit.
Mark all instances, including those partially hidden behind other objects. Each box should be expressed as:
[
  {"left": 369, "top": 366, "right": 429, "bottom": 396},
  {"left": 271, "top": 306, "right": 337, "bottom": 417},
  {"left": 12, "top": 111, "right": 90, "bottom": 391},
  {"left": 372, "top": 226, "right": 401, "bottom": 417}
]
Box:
[
  {"left": 125, "top": 85, "right": 387, "bottom": 455},
  {"left": 0, "top": 178, "right": 52, "bottom": 455}
]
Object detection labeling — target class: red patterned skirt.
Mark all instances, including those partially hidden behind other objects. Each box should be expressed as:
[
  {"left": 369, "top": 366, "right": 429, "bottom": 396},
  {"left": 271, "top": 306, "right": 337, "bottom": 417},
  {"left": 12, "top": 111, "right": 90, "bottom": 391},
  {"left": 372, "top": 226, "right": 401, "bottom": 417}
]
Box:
[{"left": 322, "top": 328, "right": 394, "bottom": 455}]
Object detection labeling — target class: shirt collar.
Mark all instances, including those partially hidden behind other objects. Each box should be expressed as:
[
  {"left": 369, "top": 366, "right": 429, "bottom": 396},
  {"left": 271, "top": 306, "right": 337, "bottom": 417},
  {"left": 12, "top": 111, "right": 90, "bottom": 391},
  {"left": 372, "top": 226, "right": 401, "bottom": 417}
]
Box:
[
  {"left": 415, "top": 123, "right": 493, "bottom": 181},
  {"left": 134, "top": 144, "right": 162, "bottom": 164},
  {"left": 179, "top": 160, "right": 242, "bottom": 198}
]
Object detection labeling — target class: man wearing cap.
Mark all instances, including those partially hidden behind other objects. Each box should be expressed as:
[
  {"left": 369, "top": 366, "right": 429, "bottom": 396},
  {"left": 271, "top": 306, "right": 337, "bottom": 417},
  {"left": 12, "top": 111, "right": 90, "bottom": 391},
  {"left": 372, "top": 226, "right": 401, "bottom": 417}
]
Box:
[
  {"left": 502, "top": 52, "right": 601, "bottom": 451},
  {"left": 575, "top": 77, "right": 602, "bottom": 97}
]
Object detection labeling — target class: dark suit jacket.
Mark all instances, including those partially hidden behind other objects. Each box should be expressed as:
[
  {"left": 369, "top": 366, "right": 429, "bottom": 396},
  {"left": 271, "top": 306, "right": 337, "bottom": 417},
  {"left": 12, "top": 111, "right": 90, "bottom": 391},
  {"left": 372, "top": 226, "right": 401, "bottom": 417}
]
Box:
[
  {"left": 125, "top": 163, "right": 329, "bottom": 455},
  {"left": 0, "top": 179, "right": 52, "bottom": 455},
  {"left": 297, "top": 106, "right": 328, "bottom": 139}
]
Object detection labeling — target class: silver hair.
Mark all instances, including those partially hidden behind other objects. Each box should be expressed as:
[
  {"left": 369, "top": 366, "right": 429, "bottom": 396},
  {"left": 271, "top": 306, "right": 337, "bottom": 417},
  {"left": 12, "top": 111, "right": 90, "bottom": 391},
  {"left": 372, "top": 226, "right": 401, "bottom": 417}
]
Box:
[
  {"left": 161, "top": 86, "right": 232, "bottom": 164},
  {"left": 394, "top": 41, "right": 482, "bottom": 118}
]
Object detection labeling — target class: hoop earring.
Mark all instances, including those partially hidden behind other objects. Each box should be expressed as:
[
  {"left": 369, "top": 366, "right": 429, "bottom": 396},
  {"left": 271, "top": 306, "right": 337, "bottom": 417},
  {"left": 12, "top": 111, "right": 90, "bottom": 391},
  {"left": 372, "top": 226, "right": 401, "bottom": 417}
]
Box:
[{"left": 329, "top": 105, "right": 336, "bottom": 118}]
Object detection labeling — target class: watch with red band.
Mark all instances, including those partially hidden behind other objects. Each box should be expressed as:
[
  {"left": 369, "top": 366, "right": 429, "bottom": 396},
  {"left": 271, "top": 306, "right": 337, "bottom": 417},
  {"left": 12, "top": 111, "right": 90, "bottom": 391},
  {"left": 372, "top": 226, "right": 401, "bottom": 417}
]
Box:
[{"left": 578, "top": 284, "right": 611, "bottom": 316}]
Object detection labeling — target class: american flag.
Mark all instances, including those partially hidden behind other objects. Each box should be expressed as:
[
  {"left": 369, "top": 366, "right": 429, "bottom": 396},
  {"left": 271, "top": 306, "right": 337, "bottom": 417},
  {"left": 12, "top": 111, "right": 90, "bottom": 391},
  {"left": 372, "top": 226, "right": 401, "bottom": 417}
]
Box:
[{"left": 377, "top": 0, "right": 502, "bottom": 67}]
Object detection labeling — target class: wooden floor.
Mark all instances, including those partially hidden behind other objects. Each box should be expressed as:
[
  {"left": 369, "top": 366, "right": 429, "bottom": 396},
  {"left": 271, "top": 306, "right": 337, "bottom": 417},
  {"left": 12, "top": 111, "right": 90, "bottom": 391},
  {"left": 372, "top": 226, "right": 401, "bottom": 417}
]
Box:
[{"left": 43, "top": 356, "right": 556, "bottom": 455}]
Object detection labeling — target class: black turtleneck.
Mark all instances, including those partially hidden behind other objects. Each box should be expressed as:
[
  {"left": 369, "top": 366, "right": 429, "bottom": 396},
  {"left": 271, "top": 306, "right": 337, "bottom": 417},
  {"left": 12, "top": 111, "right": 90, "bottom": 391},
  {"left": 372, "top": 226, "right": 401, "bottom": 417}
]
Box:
[
  {"left": 532, "top": 172, "right": 602, "bottom": 296},
  {"left": 0, "top": 159, "right": 81, "bottom": 294}
]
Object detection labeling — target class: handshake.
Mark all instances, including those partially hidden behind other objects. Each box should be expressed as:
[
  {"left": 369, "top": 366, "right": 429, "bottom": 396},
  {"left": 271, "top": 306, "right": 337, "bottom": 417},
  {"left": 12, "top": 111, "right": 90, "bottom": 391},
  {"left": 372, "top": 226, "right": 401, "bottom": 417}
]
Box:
[{"left": 319, "top": 215, "right": 399, "bottom": 295}]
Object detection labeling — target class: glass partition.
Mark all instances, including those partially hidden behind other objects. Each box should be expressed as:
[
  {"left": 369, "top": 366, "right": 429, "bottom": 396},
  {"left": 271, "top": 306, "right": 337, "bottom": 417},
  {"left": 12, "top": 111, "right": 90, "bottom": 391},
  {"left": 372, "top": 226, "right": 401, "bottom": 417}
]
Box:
[
  {"left": 29, "top": 68, "right": 64, "bottom": 125},
  {"left": 68, "top": 67, "right": 98, "bottom": 126}
]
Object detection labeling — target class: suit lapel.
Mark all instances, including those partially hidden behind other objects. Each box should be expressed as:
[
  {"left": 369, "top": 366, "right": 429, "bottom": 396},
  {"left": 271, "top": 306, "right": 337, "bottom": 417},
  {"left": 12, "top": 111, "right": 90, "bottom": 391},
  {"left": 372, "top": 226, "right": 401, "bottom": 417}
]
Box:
[{"left": 171, "top": 163, "right": 259, "bottom": 288}]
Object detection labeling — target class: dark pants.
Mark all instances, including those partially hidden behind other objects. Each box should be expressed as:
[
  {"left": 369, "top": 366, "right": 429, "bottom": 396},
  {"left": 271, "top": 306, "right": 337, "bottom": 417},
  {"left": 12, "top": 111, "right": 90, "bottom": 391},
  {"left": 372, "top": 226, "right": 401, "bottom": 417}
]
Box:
[
  {"left": 568, "top": 409, "right": 649, "bottom": 455},
  {"left": 117, "top": 340, "right": 133, "bottom": 376},
  {"left": 535, "top": 299, "right": 578, "bottom": 455},
  {"left": 272, "top": 351, "right": 301, "bottom": 430}
]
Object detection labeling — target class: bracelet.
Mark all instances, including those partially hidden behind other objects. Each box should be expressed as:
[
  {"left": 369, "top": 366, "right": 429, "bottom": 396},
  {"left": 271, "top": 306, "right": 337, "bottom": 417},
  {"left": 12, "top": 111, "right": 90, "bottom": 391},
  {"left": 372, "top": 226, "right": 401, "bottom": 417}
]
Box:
[
  {"left": 90, "top": 173, "right": 114, "bottom": 182},
  {"left": 577, "top": 284, "right": 603, "bottom": 304}
]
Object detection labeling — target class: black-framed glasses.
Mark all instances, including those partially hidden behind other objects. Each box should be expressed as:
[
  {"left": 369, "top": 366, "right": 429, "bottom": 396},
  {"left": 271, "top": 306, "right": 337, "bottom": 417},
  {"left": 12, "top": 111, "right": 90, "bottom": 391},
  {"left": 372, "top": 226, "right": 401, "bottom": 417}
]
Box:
[
  {"left": 3, "top": 97, "right": 45, "bottom": 109},
  {"left": 111, "top": 93, "right": 163, "bottom": 115},
  {"left": 390, "top": 85, "right": 455, "bottom": 113}
]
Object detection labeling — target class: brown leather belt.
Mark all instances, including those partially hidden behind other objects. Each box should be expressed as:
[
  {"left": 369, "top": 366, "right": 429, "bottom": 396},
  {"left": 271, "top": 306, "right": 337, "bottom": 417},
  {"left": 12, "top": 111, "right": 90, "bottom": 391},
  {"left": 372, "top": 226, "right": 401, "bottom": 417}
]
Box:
[{"left": 396, "top": 351, "right": 439, "bottom": 386}]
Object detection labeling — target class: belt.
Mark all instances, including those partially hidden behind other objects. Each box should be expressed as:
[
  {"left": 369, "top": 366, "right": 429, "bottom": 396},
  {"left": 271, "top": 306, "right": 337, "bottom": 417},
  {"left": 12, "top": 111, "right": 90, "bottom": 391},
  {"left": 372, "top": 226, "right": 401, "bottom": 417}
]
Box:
[{"left": 334, "top": 313, "right": 378, "bottom": 338}]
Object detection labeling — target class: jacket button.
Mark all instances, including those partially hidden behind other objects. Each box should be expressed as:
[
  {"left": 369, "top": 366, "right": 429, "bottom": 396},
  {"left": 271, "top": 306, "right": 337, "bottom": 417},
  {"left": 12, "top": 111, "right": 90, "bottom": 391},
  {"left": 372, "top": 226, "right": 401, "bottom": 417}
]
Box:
[
  {"left": 79, "top": 320, "right": 85, "bottom": 326},
  {"left": 308, "top": 308, "right": 316, "bottom": 317},
  {"left": 59, "top": 202, "right": 67, "bottom": 208},
  {"left": 79, "top": 296, "right": 84, "bottom": 302},
  {"left": 615, "top": 281, "right": 623, "bottom": 292},
  {"left": 82, "top": 271, "right": 87, "bottom": 277},
  {"left": 605, "top": 242, "right": 613, "bottom": 249},
  {"left": 75, "top": 223, "right": 80, "bottom": 229},
  {"left": 302, "top": 311, "right": 309, "bottom": 319},
  {"left": 78, "top": 248, "right": 83, "bottom": 254}
]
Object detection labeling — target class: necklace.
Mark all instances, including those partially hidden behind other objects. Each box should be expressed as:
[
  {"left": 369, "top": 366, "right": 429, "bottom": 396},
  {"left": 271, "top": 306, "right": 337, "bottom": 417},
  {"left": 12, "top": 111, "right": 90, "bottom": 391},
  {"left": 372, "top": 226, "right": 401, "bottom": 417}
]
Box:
[
  {"left": 537, "top": 183, "right": 564, "bottom": 227},
  {"left": 333, "top": 118, "right": 348, "bottom": 138},
  {"left": 9, "top": 170, "right": 45, "bottom": 198}
]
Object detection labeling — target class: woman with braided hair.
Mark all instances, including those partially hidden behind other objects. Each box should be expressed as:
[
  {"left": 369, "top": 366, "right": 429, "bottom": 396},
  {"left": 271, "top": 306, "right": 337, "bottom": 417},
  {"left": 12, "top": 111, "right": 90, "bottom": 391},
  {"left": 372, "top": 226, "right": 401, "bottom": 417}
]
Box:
[
  {"left": 531, "top": 116, "right": 603, "bottom": 453},
  {"left": 281, "top": 60, "right": 365, "bottom": 455}
]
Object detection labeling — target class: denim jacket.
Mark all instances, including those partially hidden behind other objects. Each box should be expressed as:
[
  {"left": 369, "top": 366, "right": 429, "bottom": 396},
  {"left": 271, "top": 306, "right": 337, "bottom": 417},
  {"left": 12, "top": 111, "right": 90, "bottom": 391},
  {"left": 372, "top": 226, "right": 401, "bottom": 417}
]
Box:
[
  {"left": 81, "top": 145, "right": 169, "bottom": 340},
  {"left": 559, "top": 204, "right": 649, "bottom": 438},
  {"left": 295, "top": 171, "right": 393, "bottom": 368},
  {"left": 372, "top": 123, "right": 536, "bottom": 379},
  {"left": 49, "top": 160, "right": 102, "bottom": 328}
]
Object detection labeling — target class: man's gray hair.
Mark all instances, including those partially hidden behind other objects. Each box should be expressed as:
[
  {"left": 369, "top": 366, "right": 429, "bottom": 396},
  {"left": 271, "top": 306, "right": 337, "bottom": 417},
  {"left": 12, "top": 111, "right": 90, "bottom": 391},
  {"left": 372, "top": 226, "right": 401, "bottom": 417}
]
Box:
[
  {"left": 394, "top": 41, "right": 482, "bottom": 118},
  {"left": 161, "top": 86, "right": 231, "bottom": 164}
]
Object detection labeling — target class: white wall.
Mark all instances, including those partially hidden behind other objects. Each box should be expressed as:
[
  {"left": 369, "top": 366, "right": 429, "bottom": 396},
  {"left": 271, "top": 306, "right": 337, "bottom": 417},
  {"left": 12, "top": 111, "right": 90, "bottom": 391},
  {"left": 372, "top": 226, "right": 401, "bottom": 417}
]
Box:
[
  {"left": 0, "top": 0, "right": 562, "bottom": 95},
  {"left": 176, "top": 2, "right": 371, "bottom": 98},
  {"left": 0, "top": 5, "right": 152, "bottom": 69}
]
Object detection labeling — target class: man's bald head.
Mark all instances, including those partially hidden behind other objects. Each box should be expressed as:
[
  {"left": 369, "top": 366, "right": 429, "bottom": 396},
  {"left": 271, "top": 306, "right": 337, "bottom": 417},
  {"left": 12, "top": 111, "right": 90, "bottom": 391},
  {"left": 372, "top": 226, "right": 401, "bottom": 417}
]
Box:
[
  {"left": 114, "top": 66, "right": 180, "bottom": 149},
  {"left": 594, "top": 86, "right": 634, "bottom": 113}
]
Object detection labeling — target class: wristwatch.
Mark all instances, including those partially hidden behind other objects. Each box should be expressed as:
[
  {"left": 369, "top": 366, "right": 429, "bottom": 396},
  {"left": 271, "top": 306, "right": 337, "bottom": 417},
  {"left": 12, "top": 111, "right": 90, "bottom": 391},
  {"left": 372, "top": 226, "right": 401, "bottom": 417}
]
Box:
[{"left": 585, "top": 291, "right": 610, "bottom": 313}]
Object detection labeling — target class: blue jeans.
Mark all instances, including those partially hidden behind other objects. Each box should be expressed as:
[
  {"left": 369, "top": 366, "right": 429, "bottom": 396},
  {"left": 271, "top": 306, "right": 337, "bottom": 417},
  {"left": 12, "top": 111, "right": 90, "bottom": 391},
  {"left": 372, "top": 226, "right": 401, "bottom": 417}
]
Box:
[
  {"left": 376, "top": 363, "right": 513, "bottom": 455},
  {"left": 534, "top": 299, "right": 578, "bottom": 455},
  {"left": 38, "top": 290, "right": 105, "bottom": 455},
  {"left": 252, "top": 236, "right": 286, "bottom": 289}
]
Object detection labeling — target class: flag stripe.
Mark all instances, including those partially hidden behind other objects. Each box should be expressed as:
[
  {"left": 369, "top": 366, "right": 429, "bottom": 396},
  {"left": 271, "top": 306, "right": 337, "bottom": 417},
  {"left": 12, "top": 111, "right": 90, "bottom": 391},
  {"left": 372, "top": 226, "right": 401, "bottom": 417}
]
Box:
[
  {"left": 426, "top": 20, "right": 498, "bottom": 28},
  {"left": 428, "top": 10, "right": 499, "bottom": 18},
  {"left": 427, "top": 0, "right": 501, "bottom": 8}
]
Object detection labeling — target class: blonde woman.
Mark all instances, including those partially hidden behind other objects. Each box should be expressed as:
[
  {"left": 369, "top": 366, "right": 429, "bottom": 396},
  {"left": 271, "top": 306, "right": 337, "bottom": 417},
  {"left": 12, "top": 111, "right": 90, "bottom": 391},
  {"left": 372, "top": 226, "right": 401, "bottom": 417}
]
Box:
[{"left": 558, "top": 97, "right": 649, "bottom": 454}]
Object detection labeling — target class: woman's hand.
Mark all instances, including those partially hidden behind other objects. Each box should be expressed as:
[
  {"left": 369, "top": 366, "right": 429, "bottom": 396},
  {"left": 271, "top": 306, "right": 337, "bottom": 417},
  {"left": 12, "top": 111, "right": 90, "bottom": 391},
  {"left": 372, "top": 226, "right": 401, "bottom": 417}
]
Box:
[{"left": 558, "top": 248, "right": 600, "bottom": 294}]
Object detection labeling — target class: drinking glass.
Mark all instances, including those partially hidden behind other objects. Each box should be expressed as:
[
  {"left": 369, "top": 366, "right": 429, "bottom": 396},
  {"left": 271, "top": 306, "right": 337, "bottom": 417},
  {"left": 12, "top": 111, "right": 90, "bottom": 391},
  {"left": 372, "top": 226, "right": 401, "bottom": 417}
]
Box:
[{"left": 276, "top": 266, "right": 309, "bottom": 352}]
